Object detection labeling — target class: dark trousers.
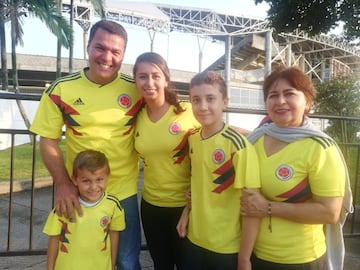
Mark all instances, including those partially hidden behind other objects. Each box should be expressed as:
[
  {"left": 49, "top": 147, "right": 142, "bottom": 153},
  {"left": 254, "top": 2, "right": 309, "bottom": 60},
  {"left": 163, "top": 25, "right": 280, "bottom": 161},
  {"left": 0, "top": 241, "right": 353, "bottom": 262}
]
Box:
[
  {"left": 141, "top": 199, "right": 185, "bottom": 270},
  {"left": 251, "top": 253, "right": 327, "bottom": 270},
  {"left": 182, "top": 237, "right": 238, "bottom": 270}
]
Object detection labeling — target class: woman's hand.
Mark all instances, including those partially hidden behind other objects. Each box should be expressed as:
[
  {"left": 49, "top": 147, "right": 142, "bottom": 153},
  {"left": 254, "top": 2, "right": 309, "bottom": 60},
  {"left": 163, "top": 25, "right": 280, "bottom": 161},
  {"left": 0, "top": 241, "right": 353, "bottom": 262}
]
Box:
[
  {"left": 241, "top": 189, "right": 268, "bottom": 218},
  {"left": 176, "top": 205, "right": 190, "bottom": 238},
  {"left": 237, "top": 256, "right": 252, "bottom": 270}
]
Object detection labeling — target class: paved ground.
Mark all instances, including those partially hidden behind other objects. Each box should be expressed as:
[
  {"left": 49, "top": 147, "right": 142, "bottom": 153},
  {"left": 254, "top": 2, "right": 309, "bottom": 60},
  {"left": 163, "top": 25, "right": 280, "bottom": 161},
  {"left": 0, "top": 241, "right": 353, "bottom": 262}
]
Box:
[
  {"left": 0, "top": 172, "right": 359, "bottom": 270},
  {"left": 1, "top": 238, "right": 359, "bottom": 270},
  {"left": 0, "top": 172, "right": 154, "bottom": 269}
]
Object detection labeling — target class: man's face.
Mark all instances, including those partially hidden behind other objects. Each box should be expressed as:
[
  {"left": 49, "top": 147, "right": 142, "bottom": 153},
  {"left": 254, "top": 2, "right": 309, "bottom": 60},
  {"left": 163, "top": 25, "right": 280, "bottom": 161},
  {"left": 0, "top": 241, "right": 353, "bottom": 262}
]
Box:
[{"left": 86, "top": 28, "right": 126, "bottom": 85}]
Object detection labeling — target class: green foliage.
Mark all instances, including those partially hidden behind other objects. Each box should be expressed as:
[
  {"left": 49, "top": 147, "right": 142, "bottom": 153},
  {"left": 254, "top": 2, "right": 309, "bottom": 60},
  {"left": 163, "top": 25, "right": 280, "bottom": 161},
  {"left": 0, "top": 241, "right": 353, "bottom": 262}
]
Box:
[
  {"left": 0, "top": 140, "right": 66, "bottom": 181},
  {"left": 338, "top": 0, "right": 360, "bottom": 40},
  {"left": 339, "top": 143, "right": 360, "bottom": 205},
  {"left": 89, "top": 0, "right": 106, "bottom": 19},
  {"left": 1, "top": 0, "right": 73, "bottom": 48},
  {"left": 255, "top": 0, "right": 360, "bottom": 41},
  {"left": 27, "top": 0, "right": 73, "bottom": 49},
  {"left": 314, "top": 76, "right": 360, "bottom": 142}
]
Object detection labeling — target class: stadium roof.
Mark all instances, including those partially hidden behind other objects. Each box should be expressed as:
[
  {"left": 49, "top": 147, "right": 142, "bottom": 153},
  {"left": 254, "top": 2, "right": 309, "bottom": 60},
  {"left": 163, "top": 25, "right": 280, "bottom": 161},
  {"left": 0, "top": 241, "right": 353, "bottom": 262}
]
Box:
[{"left": 62, "top": 0, "right": 360, "bottom": 80}]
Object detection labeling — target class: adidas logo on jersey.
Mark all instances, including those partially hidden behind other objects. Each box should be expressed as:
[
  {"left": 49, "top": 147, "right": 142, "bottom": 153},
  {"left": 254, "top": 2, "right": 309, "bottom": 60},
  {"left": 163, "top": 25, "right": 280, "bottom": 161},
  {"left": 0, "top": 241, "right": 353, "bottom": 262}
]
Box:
[{"left": 73, "top": 98, "right": 84, "bottom": 105}]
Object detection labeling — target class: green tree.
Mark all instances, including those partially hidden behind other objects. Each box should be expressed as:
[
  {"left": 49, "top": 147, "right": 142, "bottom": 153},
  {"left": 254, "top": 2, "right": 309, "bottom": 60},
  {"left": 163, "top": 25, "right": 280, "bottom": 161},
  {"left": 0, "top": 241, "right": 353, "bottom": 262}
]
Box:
[
  {"left": 0, "top": 0, "right": 73, "bottom": 90},
  {"left": 0, "top": 0, "right": 72, "bottom": 143},
  {"left": 255, "top": 0, "right": 360, "bottom": 41},
  {"left": 0, "top": 2, "right": 8, "bottom": 90},
  {"left": 56, "top": 0, "right": 62, "bottom": 78},
  {"left": 314, "top": 76, "right": 360, "bottom": 143}
]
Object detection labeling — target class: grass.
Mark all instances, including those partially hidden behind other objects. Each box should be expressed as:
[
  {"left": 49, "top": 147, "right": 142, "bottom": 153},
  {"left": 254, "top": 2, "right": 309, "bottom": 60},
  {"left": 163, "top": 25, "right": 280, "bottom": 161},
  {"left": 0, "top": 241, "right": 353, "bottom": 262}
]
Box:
[
  {"left": 342, "top": 146, "right": 360, "bottom": 205},
  {"left": 0, "top": 140, "right": 66, "bottom": 182}
]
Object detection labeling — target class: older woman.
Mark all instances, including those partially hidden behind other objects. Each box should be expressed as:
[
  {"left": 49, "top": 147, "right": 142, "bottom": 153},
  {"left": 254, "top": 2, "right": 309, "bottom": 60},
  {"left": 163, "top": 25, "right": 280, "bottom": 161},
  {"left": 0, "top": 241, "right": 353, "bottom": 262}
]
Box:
[{"left": 241, "top": 66, "right": 353, "bottom": 270}]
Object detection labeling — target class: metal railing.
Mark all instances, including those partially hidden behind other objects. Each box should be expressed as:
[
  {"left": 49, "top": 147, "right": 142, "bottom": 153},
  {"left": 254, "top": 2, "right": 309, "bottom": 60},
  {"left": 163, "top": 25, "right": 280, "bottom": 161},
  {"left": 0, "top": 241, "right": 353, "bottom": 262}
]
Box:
[{"left": 0, "top": 92, "right": 359, "bottom": 257}]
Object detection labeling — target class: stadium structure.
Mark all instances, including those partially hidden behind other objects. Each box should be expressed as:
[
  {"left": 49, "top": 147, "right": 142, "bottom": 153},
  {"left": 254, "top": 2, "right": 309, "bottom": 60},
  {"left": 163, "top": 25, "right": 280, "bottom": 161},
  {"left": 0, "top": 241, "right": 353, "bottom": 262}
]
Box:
[
  {"left": 2, "top": 0, "right": 360, "bottom": 146},
  {"left": 61, "top": 0, "right": 360, "bottom": 110},
  {"left": 3, "top": 0, "right": 360, "bottom": 111}
]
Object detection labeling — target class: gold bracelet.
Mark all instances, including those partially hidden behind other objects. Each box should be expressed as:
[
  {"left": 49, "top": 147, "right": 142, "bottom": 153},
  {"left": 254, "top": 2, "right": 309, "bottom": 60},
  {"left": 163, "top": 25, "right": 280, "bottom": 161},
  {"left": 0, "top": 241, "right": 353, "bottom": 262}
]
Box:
[{"left": 267, "top": 201, "right": 272, "bottom": 233}]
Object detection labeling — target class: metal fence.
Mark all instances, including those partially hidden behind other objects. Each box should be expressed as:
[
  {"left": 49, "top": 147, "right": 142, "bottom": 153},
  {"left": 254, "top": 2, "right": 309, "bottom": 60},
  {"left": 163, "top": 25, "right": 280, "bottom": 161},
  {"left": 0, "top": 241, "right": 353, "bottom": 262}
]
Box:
[{"left": 0, "top": 92, "right": 359, "bottom": 258}]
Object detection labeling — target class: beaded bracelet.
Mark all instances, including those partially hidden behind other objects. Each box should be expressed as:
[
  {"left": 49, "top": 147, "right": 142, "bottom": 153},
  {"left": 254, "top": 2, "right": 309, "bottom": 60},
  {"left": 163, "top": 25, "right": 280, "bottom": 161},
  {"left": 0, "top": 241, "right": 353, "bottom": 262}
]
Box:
[{"left": 268, "top": 201, "right": 272, "bottom": 233}]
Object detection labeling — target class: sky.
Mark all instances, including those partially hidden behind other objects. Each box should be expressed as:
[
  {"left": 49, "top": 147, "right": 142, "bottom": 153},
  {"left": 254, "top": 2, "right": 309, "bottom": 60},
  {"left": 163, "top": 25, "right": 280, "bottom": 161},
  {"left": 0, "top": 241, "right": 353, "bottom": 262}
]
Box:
[{"left": 4, "top": 0, "right": 269, "bottom": 72}]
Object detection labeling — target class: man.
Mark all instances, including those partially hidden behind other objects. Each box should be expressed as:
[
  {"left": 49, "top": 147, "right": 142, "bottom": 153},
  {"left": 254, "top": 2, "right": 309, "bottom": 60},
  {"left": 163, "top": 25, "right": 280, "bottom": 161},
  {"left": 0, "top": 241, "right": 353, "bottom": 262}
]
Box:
[{"left": 30, "top": 20, "right": 142, "bottom": 270}]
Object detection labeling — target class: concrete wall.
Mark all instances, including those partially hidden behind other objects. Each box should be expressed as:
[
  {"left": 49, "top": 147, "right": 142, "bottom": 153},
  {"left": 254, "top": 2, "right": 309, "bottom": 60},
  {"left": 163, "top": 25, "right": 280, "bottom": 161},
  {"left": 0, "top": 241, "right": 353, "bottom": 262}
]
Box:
[{"left": 5, "top": 53, "right": 195, "bottom": 81}]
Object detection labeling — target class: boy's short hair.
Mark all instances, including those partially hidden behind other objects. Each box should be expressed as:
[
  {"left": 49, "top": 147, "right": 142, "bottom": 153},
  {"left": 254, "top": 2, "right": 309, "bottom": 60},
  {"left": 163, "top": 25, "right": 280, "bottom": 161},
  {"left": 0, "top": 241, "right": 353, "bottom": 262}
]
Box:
[
  {"left": 72, "top": 150, "right": 110, "bottom": 177},
  {"left": 190, "top": 71, "right": 227, "bottom": 98}
]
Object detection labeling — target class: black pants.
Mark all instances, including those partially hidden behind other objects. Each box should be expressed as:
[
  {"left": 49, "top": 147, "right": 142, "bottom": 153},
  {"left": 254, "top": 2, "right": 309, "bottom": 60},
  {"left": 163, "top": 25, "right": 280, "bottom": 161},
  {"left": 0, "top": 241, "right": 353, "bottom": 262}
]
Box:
[
  {"left": 182, "top": 237, "right": 238, "bottom": 270},
  {"left": 251, "top": 253, "right": 327, "bottom": 270},
  {"left": 141, "top": 199, "right": 185, "bottom": 270}
]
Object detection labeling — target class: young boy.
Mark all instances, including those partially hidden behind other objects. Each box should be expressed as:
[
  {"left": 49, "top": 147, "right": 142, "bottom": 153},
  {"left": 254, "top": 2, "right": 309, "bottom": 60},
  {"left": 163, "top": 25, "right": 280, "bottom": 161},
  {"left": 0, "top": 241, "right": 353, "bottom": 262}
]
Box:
[
  {"left": 43, "top": 150, "right": 125, "bottom": 270},
  {"left": 177, "top": 71, "right": 261, "bottom": 270}
]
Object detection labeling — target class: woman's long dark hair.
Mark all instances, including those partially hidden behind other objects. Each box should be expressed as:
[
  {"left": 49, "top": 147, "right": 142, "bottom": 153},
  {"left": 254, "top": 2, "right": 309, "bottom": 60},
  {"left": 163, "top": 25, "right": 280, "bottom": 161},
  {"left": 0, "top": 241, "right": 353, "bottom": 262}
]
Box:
[{"left": 133, "top": 52, "right": 185, "bottom": 114}]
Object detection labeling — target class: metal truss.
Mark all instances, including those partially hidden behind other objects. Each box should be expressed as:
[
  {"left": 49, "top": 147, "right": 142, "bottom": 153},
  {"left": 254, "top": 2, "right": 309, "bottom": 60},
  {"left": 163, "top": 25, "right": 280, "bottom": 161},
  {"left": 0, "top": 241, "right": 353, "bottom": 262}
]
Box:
[
  {"left": 274, "top": 30, "right": 360, "bottom": 81},
  {"left": 156, "top": 4, "right": 269, "bottom": 35},
  {"left": 60, "top": 0, "right": 360, "bottom": 80},
  {"left": 62, "top": 0, "right": 170, "bottom": 32}
]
